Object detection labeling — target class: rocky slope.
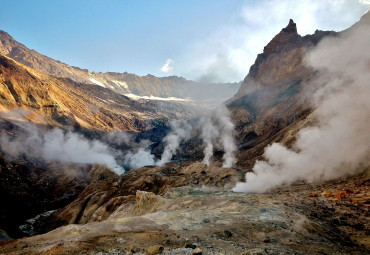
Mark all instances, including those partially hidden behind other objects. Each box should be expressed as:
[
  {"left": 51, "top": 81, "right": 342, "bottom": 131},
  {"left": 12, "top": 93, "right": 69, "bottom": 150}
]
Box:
[
  {"left": 89, "top": 72, "right": 240, "bottom": 101},
  {"left": 0, "top": 31, "right": 89, "bottom": 84},
  {"left": 0, "top": 31, "right": 240, "bottom": 100}
]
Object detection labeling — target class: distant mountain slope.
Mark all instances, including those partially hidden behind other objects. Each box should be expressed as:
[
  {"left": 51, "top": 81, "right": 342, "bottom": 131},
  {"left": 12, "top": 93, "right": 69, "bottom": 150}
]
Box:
[
  {"left": 0, "top": 31, "right": 240, "bottom": 100},
  {"left": 0, "top": 54, "right": 195, "bottom": 132},
  {"left": 0, "top": 31, "right": 89, "bottom": 83},
  {"left": 93, "top": 72, "right": 241, "bottom": 101}
]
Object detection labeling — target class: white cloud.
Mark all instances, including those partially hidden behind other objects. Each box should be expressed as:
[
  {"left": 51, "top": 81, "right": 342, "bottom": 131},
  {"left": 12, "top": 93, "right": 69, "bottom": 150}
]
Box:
[
  {"left": 176, "top": 0, "right": 370, "bottom": 82},
  {"left": 160, "top": 58, "right": 174, "bottom": 73},
  {"left": 359, "top": 0, "right": 370, "bottom": 6}
]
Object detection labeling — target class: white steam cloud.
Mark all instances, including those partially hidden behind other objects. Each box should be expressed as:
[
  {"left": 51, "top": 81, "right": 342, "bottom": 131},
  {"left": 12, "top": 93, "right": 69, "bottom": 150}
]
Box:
[
  {"left": 160, "top": 58, "right": 174, "bottom": 73},
  {"left": 158, "top": 105, "right": 237, "bottom": 167},
  {"left": 157, "top": 122, "right": 193, "bottom": 166},
  {"left": 199, "top": 105, "right": 236, "bottom": 167},
  {"left": 104, "top": 130, "right": 132, "bottom": 145},
  {"left": 359, "top": 0, "right": 370, "bottom": 6},
  {"left": 233, "top": 18, "right": 370, "bottom": 193},
  {"left": 0, "top": 124, "right": 124, "bottom": 175},
  {"left": 199, "top": 116, "right": 219, "bottom": 166},
  {"left": 0, "top": 106, "right": 235, "bottom": 172},
  {"left": 216, "top": 106, "right": 237, "bottom": 168},
  {"left": 103, "top": 131, "right": 156, "bottom": 169},
  {"left": 124, "top": 147, "right": 155, "bottom": 169}
]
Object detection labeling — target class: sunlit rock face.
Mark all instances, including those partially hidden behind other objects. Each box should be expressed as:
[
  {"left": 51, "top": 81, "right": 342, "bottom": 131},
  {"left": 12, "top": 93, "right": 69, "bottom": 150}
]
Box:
[{"left": 0, "top": 54, "right": 201, "bottom": 132}]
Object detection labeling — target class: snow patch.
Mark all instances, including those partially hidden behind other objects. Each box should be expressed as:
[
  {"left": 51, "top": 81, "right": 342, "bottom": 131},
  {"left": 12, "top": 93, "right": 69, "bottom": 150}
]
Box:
[
  {"left": 96, "top": 97, "right": 108, "bottom": 103},
  {"left": 124, "top": 93, "right": 189, "bottom": 102},
  {"left": 111, "top": 80, "right": 129, "bottom": 90},
  {"left": 89, "top": 77, "right": 105, "bottom": 87}
]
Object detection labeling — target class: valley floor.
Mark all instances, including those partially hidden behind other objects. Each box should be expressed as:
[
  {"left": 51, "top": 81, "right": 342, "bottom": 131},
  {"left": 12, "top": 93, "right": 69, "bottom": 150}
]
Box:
[{"left": 0, "top": 166, "right": 368, "bottom": 255}]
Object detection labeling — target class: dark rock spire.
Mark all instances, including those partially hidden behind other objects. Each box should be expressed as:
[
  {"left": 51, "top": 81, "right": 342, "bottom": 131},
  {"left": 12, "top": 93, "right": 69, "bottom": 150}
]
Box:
[
  {"left": 282, "top": 19, "right": 297, "bottom": 33},
  {"left": 263, "top": 19, "right": 301, "bottom": 54}
]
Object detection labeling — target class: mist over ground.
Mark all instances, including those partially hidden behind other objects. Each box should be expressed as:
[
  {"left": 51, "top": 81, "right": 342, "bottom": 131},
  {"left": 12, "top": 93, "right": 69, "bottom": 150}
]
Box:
[
  {"left": 0, "top": 103, "right": 238, "bottom": 174},
  {"left": 0, "top": 118, "right": 124, "bottom": 175}
]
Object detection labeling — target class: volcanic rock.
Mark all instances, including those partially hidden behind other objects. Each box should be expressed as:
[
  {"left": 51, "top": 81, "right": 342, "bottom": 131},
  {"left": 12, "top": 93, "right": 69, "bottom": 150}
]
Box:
[{"left": 147, "top": 245, "right": 164, "bottom": 255}]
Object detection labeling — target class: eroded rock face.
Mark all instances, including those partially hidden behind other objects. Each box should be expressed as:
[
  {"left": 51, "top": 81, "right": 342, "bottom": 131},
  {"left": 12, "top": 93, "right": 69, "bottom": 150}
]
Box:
[
  {"left": 135, "top": 190, "right": 161, "bottom": 216},
  {"left": 234, "top": 19, "right": 335, "bottom": 95},
  {"left": 263, "top": 19, "right": 302, "bottom": 54}
]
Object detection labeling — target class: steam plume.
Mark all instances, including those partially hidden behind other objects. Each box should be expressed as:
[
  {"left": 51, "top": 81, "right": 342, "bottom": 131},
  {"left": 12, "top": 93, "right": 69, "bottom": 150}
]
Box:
[
  {"left": 199, "top": 105, "right": 236, "bottom": 167},
  {"left": 233, "top": 20, "right": 370, "bottom": 193},
  {"left": 103, "top": 131, "right": 157, "bottom": 169},
  {"left": 158, "top": 104, "right": 237, "bottom": 167},
  {"left": 216, "top": 105, "right": 237, "bottom": 168},
  {"left": 157, "top": 122, "right": 193, "bottom": 166},
  {"left": 123, "top": 140, "right": 156, "bottom": 169},
  {"left": 199, "top": 115, "right": 220, "bottom": 166},
  {"left": 104, "top": 130, "right": 132, "bottom": 145},
  {"left": 124, "top": 147, "right": 155, "bottom": 169},
  {"left": 0, "top": 124, "right": 124, "bottom": 175}
]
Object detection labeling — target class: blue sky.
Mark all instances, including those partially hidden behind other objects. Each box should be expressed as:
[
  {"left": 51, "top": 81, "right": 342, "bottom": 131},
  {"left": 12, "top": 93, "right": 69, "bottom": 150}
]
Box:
[{"left": 0, "top": 0, "right": 369, "bottom": 82}]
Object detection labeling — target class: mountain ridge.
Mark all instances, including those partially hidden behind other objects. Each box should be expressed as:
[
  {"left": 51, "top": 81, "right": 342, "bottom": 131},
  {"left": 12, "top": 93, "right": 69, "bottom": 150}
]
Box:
[
  {"left": 0, "top": 53, "right": 198, "bottom": 132},
  {"left": 0, "top": 30, "right": 240, "bottom": 100}
]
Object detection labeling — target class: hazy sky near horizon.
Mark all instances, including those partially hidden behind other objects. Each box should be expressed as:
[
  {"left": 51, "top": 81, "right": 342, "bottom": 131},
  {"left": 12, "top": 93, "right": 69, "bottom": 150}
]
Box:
[{"left": 1, "top": 0, "right": 369, "bottom": 82}]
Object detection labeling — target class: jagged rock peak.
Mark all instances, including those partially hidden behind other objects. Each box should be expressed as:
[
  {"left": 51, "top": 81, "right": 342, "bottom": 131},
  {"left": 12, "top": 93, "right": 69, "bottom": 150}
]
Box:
[
  {"left": 263, "top": 18, "right": 301, "bottom": 54},
  {"left": 282, "top": 19, "right": 297, "bottom": 33}
]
